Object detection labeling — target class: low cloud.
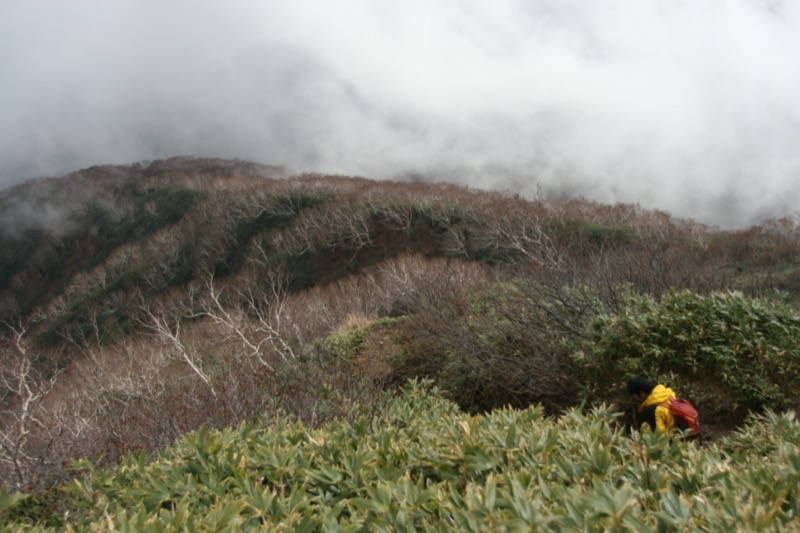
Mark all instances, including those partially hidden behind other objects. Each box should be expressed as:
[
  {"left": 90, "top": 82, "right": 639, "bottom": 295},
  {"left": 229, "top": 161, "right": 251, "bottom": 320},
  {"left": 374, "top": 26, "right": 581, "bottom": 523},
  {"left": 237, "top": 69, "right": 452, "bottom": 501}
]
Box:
[{"left": 2, "top": 0, "right": 799, "bottom": 228}]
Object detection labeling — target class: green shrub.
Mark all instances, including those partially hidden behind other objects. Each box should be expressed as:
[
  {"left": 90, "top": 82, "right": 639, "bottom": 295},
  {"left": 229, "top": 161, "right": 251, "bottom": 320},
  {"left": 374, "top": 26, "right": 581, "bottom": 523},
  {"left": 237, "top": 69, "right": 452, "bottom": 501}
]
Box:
[
  {"left": 309, "top": 319, "right": 371, "bottom": 364},
  {"left": 7, "top": 381, "right": 800, "bottom": 531},
  {"left": 576, "top": 289, "right": 800, "bottom": 413},
  {"left": 257, "top": 317, "right": 394, "bottom": 429}
]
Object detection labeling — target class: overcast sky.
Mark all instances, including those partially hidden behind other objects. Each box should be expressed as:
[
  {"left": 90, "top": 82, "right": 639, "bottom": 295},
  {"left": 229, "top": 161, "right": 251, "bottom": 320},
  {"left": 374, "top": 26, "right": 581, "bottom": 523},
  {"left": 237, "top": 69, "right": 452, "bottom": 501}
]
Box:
[{"left": 2, "top": 0, "right": 799, "bottom": 228}]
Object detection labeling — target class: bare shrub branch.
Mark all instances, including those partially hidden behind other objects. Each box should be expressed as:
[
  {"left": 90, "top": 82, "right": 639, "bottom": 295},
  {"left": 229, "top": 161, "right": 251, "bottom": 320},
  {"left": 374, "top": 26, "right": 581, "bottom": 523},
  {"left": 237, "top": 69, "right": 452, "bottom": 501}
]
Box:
[
  {"left": 0, "top": 323, "right": 62, "bottom": 491},
  {"left": 137, "top": 302, "right": 216, "bottom": 397}
]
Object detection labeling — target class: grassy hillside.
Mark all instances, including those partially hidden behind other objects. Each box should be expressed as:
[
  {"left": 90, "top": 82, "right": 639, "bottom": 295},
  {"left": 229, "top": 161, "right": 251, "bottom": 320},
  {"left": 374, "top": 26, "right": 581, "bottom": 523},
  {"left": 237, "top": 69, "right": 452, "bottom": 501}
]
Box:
[{"left": 1, "top": 157, "right": 800, "bottom": 520}]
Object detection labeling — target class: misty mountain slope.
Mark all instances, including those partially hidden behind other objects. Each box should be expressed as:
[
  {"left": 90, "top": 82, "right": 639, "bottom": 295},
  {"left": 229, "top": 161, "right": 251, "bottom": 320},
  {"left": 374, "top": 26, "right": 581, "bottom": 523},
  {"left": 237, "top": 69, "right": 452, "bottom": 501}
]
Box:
[
  {"left": 0, "top": 158, "right": 285, "bottom": 316},
  {"left": 2, "top": 156, "right": 800, "bottom": 343}
]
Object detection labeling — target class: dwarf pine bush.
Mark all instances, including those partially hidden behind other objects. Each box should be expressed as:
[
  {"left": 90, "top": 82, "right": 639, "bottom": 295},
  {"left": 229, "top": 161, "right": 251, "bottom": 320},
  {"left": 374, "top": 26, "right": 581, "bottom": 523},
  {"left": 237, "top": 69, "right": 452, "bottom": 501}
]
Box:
[{"left": 4, "top": 380, "right": 799, "bottom": 531}]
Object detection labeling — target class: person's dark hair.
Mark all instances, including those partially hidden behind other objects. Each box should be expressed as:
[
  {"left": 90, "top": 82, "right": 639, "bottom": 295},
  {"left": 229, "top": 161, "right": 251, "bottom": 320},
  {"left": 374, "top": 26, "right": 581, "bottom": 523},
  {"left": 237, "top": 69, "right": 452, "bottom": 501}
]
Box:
[{"left": 627, "top": 376, "right": 653, "bottom": 396}]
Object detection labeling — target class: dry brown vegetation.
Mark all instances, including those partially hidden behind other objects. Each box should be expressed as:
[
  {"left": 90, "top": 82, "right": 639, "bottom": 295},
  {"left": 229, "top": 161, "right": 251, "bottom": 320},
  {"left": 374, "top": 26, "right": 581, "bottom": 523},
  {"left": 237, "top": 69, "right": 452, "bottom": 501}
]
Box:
[{"left": 1, "top": 156, "right": 800, "bottom": 492}]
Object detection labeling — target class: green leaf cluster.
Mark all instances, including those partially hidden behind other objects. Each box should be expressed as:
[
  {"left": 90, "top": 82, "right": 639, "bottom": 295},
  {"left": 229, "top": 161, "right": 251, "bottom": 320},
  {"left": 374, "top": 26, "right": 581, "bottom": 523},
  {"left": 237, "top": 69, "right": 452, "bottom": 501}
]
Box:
[
  {"left": 578, "top": 290, "right": 800, "bottom": 412},
  {"left": 309, "top": 321, "right": 372, "bottom": 365},
  {"left": 5, "top": 381, "right": 799, "bottom": 531}
]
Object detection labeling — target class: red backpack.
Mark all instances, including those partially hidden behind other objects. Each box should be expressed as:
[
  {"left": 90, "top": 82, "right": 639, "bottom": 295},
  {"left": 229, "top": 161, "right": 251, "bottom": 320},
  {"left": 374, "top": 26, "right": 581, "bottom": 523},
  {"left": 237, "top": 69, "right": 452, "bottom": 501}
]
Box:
[{"left": 660, "top": 398, "right": 701, "bottom": 440}]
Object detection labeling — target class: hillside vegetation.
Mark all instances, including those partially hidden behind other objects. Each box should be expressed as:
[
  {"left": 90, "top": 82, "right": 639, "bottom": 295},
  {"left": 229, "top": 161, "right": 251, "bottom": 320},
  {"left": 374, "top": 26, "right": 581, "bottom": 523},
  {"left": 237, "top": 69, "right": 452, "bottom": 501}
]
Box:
[
  {"left": 4, "top": 382, "right": 800, "bottom": 531},
  {"left": 1, "top": 157, "right": 800, "bottom": 527}
]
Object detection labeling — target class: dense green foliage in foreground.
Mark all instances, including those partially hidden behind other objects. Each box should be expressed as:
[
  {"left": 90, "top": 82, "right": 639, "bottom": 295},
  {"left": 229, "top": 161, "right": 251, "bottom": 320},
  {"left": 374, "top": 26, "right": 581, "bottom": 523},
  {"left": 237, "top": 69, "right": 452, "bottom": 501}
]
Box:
[{"left": 4, "top": 382, "right": 798, "bottom": 531}]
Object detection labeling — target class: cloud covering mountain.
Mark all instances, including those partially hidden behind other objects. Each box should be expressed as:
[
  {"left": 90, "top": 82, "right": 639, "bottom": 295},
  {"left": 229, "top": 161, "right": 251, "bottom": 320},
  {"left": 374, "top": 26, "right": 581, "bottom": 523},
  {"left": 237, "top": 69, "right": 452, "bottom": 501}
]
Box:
[{"left": 2, "top": 0, "right": 799, "bottom": 227}]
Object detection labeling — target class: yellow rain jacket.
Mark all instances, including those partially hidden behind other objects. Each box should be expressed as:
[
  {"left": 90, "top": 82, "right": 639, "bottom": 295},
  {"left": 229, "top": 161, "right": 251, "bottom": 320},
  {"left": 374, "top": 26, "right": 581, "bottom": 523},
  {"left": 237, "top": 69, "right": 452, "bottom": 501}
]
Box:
[{"left": 637, "top": 384, "right": 677, "bottom": 433}]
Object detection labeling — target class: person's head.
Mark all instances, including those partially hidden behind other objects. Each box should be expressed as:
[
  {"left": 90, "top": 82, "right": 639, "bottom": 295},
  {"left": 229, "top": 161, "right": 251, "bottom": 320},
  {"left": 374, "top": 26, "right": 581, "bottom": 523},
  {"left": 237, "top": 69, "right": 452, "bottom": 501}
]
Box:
[{"left": 627, "top": 376, "right": 653, "bottom": 402}]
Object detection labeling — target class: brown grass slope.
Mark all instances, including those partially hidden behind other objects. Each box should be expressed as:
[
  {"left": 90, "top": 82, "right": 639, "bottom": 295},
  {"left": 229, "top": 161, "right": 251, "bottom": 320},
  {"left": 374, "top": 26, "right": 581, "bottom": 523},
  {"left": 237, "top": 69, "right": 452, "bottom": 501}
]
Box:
[{"left": 1, "top": 156, "right": 800, "bottom": 491}]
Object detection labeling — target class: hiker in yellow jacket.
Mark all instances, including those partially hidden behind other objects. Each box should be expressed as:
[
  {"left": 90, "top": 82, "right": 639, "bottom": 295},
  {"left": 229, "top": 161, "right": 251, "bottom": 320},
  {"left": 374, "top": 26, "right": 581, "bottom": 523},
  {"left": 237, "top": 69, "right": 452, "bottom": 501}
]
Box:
[{"left": 627, "top": 376, "right": 677, "bottom": 433}]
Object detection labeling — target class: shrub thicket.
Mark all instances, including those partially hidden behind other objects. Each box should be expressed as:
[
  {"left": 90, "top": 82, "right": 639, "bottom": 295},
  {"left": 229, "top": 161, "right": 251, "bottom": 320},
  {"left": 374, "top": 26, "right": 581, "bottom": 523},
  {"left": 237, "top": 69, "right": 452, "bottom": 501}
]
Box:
[
  {"left": 262, "top": 316, "right": 389, "bottom": 429},
  {"left": 390, "top": 273, "right": 617, "bottom": 413},
  {"left": 85, "top": 187, "right": 205, "bottom": 270},
  {"left": 4, "top": 382, "right": 799, "bottom": 531},
  {"left": 576, "top": 290, "right": 800, "bottom": 415},
  {"left": 391, "top": 274, "right": 800, "bottom": 423}
]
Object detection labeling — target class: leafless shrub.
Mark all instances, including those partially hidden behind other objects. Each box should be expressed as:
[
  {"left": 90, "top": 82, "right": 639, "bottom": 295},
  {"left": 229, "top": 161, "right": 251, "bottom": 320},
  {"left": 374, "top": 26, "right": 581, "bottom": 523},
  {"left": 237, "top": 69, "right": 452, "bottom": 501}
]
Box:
[
  {"left": 472, "top": 196, "right": 562, "bottom": 267},
  {"left": 137, "top": 302, "right": 216, "bottom": 397},
  {"left": 0, "top": 324, "right": 63, "bottom": 491},
  {"left": 391, "top": 264, "right": 605, "bottom": 413}
]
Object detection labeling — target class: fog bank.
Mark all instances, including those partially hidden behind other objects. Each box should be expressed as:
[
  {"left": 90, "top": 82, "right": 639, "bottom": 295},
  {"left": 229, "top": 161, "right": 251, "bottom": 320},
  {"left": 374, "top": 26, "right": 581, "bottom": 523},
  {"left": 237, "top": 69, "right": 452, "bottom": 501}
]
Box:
[{"left": 2, "top": 0, "right": 800, "bottom": 228}]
